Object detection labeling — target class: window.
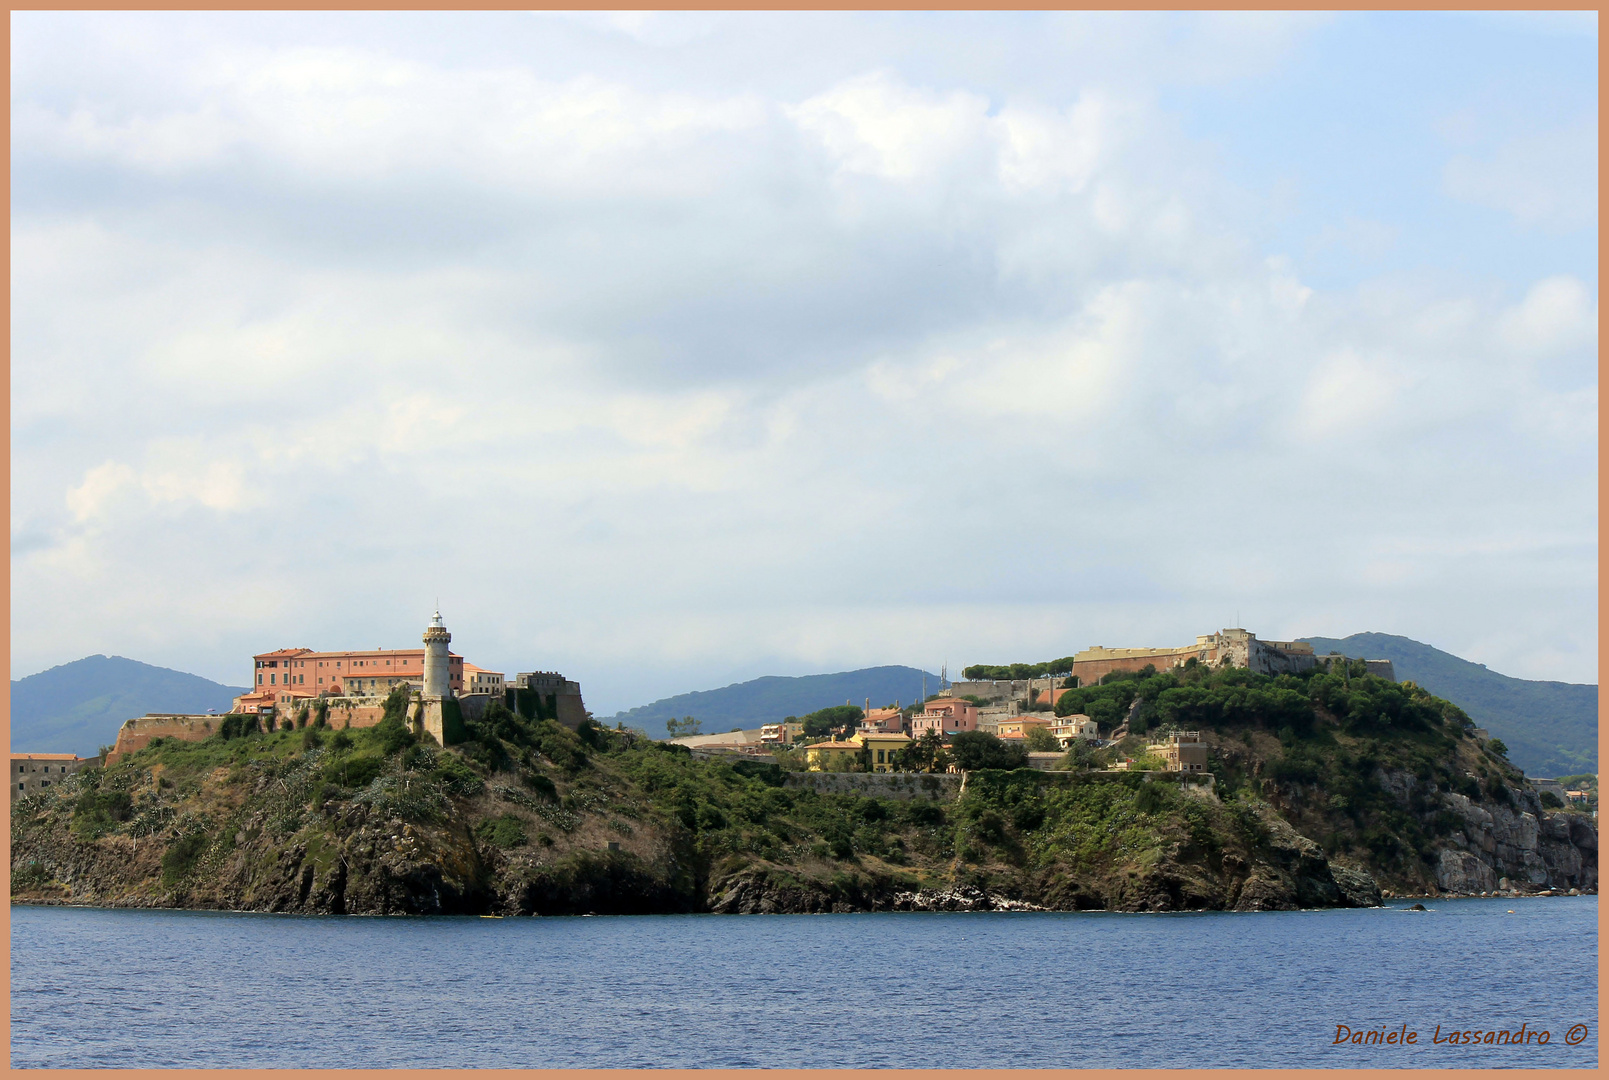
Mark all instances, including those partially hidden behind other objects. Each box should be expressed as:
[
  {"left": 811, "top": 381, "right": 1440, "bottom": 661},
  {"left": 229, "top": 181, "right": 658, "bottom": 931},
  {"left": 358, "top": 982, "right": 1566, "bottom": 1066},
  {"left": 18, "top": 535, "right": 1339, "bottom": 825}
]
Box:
[
  {"left": 270, "top": 674, "right": 276, "bottom": 685},
  {"left": 258, "top": 674, "right": 263, "bottom": 685}
]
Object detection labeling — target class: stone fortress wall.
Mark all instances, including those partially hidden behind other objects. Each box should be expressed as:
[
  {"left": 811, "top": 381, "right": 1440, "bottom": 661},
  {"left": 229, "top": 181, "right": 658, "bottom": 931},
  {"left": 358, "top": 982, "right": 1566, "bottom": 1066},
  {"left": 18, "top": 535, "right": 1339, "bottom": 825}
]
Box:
[{"left": 955, "top": 629, "right": 1395, "bottom": 703}]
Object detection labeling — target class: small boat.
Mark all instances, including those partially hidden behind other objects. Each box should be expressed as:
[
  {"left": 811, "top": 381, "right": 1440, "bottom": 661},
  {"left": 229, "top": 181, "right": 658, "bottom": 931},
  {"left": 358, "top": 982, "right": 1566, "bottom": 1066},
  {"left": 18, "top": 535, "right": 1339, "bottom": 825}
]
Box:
[{"left": 480, "top": 915, "right": 504, "bottom": 919}]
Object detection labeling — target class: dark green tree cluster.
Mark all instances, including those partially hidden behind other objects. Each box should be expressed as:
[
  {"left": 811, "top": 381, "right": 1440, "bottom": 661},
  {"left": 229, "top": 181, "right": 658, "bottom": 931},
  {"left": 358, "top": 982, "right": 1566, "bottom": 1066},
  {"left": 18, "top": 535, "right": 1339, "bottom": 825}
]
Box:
[
  {"left": 1052, "top": 660, "right": 1465, "bottom": 742},
  {"left": 947, "top": 730, "right": 1030, "bottom": 771},
  {"left": 793, "top": 705, "right": 864, "bottom": 739},
  {"left": 962, "top": 658, "right": 1079, "bottom": 680},
  {"left": 891, "top": 731, "right": 953, "bottom": 773}
]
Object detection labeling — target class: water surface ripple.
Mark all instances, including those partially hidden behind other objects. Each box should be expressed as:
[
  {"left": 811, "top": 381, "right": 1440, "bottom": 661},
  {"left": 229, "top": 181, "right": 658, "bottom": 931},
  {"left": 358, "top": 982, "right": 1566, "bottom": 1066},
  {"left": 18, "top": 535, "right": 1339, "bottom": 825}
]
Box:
[{"left": 10, "top": 897, "right": 1598, "bottom": 1068}]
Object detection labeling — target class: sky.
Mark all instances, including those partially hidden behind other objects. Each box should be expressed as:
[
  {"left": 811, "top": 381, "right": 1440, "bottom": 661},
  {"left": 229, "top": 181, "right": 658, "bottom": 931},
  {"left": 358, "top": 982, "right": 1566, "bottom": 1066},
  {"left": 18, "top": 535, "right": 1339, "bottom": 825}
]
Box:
[{"left": 10, "top": 11, "right": 1598, "bottom": 714}]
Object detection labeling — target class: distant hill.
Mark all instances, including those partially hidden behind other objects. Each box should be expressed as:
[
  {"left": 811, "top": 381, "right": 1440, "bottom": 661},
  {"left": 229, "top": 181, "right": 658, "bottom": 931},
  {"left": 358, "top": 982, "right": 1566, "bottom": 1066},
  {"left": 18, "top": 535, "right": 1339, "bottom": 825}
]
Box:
[
  {"left": 10, "top": 655, "right": 247, "bottom": 758},
  {"left": 1301, "top": 633, "right": 1596, "bottom": 778},
  {"left": 609, "top": 666, "right": 942, "bottom": 740}
]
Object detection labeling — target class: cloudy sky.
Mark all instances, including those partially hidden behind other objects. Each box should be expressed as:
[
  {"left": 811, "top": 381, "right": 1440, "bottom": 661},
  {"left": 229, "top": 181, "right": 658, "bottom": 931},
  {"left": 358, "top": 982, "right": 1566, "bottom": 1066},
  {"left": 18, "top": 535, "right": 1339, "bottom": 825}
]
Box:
[{"left": 11, "top": 11, "right": 1598, "bottom": 712}]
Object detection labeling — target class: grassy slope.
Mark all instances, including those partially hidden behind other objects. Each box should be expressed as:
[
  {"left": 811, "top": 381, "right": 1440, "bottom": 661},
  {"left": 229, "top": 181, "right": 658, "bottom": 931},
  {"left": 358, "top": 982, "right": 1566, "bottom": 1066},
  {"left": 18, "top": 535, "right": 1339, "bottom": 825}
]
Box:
[
  {"left": 1302, "top": 633, "right": 1596, "bottom": 777},
  {"left": 11, "top": 655, "right": 246, "bottom": 757},
  {"left": 608, "top": 666, "right": 941, "bottom": 740}
]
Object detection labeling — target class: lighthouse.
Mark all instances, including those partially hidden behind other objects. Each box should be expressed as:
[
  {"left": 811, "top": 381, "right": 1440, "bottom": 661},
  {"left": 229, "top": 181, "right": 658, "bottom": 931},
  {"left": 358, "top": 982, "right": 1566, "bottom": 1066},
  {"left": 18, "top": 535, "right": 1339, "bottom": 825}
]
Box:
[{"left": 422, "top": 610, "right": 452, "bottom": 698}]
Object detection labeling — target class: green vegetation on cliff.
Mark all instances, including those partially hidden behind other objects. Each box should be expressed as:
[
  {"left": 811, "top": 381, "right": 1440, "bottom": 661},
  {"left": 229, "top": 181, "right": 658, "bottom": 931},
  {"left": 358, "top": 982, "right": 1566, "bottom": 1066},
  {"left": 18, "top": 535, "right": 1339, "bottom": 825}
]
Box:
[
  {"left": 1301, "top": 632, "right": 1596, "bottom": 777},
  {"left": 10, "top": 668, "right": 1595, "bottom": 915}
]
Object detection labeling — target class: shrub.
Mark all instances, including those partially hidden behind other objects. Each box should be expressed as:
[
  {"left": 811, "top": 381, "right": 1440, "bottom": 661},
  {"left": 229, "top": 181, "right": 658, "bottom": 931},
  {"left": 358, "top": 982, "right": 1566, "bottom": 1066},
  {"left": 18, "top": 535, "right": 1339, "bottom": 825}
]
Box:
[
  {"left": 372, "top": 713, "right": 416, "bottom": 756},
  {"left": 324, "top": 752, "right": 384, "bottom": 789},
  {"left": 431, "top": 753, "right": 485, "bottom": 797},
  {"left": 1540, "top": 790, "right": 1564, "bottom": 809},
  {"left": 329, "top": 731, "right": 354, "bottom": 752},
  {"left": 218, "top": 713, "right": 261, "bottom": 740},
  {"left": 161, "top": 832, "right": 210, "bottom": 884},
  {"left": 301, "top": 727, "right": 324, "bottom": 752},
  {"left": 1134, "top": 782, "right": 1170, "bottom": 814},
  {"left": 475, "top": 813, "right": 529, "bottom": 850},
  {"left": 523, "top": 772, "right": 558, "bottom": 801},
  {"left": 71, "top": 787, "right": 133, "bottom": 839}
]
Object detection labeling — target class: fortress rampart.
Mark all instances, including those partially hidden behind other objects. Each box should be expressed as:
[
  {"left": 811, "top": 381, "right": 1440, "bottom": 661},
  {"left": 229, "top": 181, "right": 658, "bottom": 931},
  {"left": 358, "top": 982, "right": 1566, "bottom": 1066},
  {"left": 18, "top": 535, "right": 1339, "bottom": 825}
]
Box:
[{"left": 106, "top": 715, "right": 219, "bottom": 764}]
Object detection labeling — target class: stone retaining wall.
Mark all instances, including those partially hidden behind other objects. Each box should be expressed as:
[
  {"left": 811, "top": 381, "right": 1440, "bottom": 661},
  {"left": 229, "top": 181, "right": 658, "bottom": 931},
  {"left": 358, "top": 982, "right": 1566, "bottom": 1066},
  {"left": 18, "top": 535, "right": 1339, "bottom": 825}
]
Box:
[{"left": 783, "top": 772, "right": 961, "bottom": 801}]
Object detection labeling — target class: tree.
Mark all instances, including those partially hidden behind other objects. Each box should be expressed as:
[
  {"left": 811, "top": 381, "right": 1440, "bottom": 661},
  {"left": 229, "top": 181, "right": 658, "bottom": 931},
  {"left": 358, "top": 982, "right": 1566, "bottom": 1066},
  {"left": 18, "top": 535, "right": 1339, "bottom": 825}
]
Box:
[
  {"left": 665, "top": 716, "right": 702, "bottom": 738},
  {"left": 1487, "top": 738, "right": 1509, "bottom": 758},
  {"left": 949, "top": 730, "right": 1029, "bottom": 771},
  {"left": 1025, "top": 727, "right": 1059, "bottom": 752},
  {"left": 894, "top": 730, "right": 949, "bottom": 772},
  {"left": 801, "top": 705, "right": 863, "bottom": 738}
]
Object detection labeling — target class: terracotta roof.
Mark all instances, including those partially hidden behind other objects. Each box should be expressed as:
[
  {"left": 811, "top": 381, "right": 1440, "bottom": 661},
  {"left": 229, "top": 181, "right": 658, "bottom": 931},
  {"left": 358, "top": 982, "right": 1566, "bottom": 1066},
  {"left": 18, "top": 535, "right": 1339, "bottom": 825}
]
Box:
[
  {"left": 809, "top": 741, "right": 863, "bottom": 750},
  {"left": 10, "top": 753, "right": 83, "bottom": 761}
]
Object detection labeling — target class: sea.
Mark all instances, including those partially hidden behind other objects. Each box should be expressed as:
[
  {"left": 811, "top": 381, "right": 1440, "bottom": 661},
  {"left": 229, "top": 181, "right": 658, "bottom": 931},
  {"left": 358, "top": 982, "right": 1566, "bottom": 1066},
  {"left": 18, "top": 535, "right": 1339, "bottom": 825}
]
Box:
[{"left": 9, "top": 897, "right": 1598, "bottom": 1069}]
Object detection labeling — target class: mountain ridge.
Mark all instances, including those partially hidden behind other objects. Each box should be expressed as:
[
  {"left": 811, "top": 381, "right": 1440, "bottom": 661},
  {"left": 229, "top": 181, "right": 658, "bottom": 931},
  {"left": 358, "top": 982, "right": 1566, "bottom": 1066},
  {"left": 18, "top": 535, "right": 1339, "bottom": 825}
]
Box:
[
  {"left": 609, "top": 665, "right": 942, "bottom": 740},
  {"left": 11, "top": 655, "right": 246, "bottom": 758}
]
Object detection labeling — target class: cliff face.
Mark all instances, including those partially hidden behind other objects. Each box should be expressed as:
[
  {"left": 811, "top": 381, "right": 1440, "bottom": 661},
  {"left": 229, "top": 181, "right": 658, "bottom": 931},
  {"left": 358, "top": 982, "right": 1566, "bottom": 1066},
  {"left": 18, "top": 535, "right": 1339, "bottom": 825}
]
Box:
[
  {"left": 1431, "top": 788, "right": 1597, "bottom": 894},
  {"left": 10, "top": 705, "right": 1596, "bottom": 918}
]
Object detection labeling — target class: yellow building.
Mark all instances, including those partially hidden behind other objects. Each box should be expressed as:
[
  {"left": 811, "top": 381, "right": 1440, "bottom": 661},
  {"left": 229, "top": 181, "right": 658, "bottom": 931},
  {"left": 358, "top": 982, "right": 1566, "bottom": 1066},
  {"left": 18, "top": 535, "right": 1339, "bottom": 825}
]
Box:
[
  {"left": 994, "top": 716, "right": 1053, "bottom": 740},
  {"left": 1147, "top": 731, "right": 1208, "bottom": 773},
  {"left": 854, "top": 731, "right": 912, "bottom": 773},
  {"left": 805, "top": 740, "right": 865, "bottom": 771}
]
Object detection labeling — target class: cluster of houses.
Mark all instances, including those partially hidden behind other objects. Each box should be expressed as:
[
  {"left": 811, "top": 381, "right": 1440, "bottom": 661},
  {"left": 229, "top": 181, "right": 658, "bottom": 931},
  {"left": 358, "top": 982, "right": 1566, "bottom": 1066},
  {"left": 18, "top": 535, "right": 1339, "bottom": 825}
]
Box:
[{"left": 673, "top": 691, "right": 1207, "bottom": 776}]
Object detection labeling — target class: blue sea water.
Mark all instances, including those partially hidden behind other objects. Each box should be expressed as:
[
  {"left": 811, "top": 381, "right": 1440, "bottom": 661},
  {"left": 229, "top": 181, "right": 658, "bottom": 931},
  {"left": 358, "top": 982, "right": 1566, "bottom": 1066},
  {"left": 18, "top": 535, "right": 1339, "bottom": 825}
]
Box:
[{"left": 9, "top": 897, "right": 1598, "bottom": 1069}]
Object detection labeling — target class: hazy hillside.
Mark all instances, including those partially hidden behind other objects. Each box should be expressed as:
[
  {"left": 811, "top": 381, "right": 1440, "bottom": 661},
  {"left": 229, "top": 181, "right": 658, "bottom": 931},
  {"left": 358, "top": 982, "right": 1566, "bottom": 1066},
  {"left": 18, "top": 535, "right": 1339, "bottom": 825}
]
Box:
[
  {"left": 609, "top": 666, "right": 941, "bottom": 740},
  {"left": 1302, "top": 633, "right": 1596, "bottom": 778},
  {"left": 11, "top": 655, "right": 247, "bottom": 758}
]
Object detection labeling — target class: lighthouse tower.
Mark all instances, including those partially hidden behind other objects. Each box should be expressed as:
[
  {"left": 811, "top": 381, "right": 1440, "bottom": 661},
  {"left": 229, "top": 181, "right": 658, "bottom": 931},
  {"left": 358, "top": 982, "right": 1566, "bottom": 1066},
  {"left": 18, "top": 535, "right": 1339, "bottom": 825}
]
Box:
[{"left": 422, "top": 610, "right": 452, "bottom": 698}]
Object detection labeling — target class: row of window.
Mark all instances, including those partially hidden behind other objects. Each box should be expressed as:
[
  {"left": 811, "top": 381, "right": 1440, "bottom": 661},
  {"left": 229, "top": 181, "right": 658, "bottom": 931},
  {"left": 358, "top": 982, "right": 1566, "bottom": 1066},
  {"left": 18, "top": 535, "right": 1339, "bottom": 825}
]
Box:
[
  {"left": 14, "top": 764, "right": 68, "bottom": 773},
  {"left": 258, "top": 657, "right": 461, "bottom": 669}
]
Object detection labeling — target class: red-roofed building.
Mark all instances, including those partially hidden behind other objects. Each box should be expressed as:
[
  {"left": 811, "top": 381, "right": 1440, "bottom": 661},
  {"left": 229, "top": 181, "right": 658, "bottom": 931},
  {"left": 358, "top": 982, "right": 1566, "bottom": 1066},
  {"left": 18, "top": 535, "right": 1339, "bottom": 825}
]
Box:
[{"left": 232, "top": 645, "right": 463, "bottom": 712}]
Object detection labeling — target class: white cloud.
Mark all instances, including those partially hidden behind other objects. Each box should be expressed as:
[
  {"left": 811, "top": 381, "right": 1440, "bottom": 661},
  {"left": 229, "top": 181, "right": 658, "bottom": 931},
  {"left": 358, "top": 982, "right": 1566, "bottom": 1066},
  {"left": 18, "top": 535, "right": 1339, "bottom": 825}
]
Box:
[
  {"left": 1444, "top": 116, "right": 1597, "bottom": 232},
  {"left": 9, "top": 12, "right": 1598, "bottom": 702},
  {"left": 1496, "top": 275, "right": 1598, "bottom": 358}
]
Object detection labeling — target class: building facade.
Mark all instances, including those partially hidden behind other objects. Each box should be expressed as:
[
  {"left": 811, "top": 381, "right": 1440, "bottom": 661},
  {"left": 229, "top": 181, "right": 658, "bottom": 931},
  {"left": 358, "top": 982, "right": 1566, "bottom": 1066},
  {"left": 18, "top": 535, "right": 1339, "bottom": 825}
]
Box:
[
  {"left": 909, "top": 696, "right": 979, "bottom": 739},
  {"left": 1051, "top": 714, "right": 1099, "bottom": 747},
  {"left": 462, "top": 664, "right": 506, "bottom": 698},
  {"left": 760, "top": 721, "right": 805, "bottom": 746},
  {"left": 233, "top": 643, "right": 463, "bottom": 712},
  {"left": 1148, "top": 731, "right": 1209, "bottom": 773},
  {"left": 12, "top": 753, "right": 90, "bottom": 794},
  {"left": 855, "top": 731, "right": 912, "bottom": 772},
  {"left": 805, "top": 740, "right": 865, "bottom": 771}
]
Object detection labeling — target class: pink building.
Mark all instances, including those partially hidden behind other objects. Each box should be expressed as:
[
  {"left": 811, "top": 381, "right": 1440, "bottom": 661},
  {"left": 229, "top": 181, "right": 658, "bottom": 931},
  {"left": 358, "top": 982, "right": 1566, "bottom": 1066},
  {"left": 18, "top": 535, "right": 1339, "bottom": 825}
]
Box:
[
  {"left": 909, "top": 696, "right": 979, "bottom": 739},
  {"left": 234, "top": 645, "right": 464, "bottom": 712}
]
